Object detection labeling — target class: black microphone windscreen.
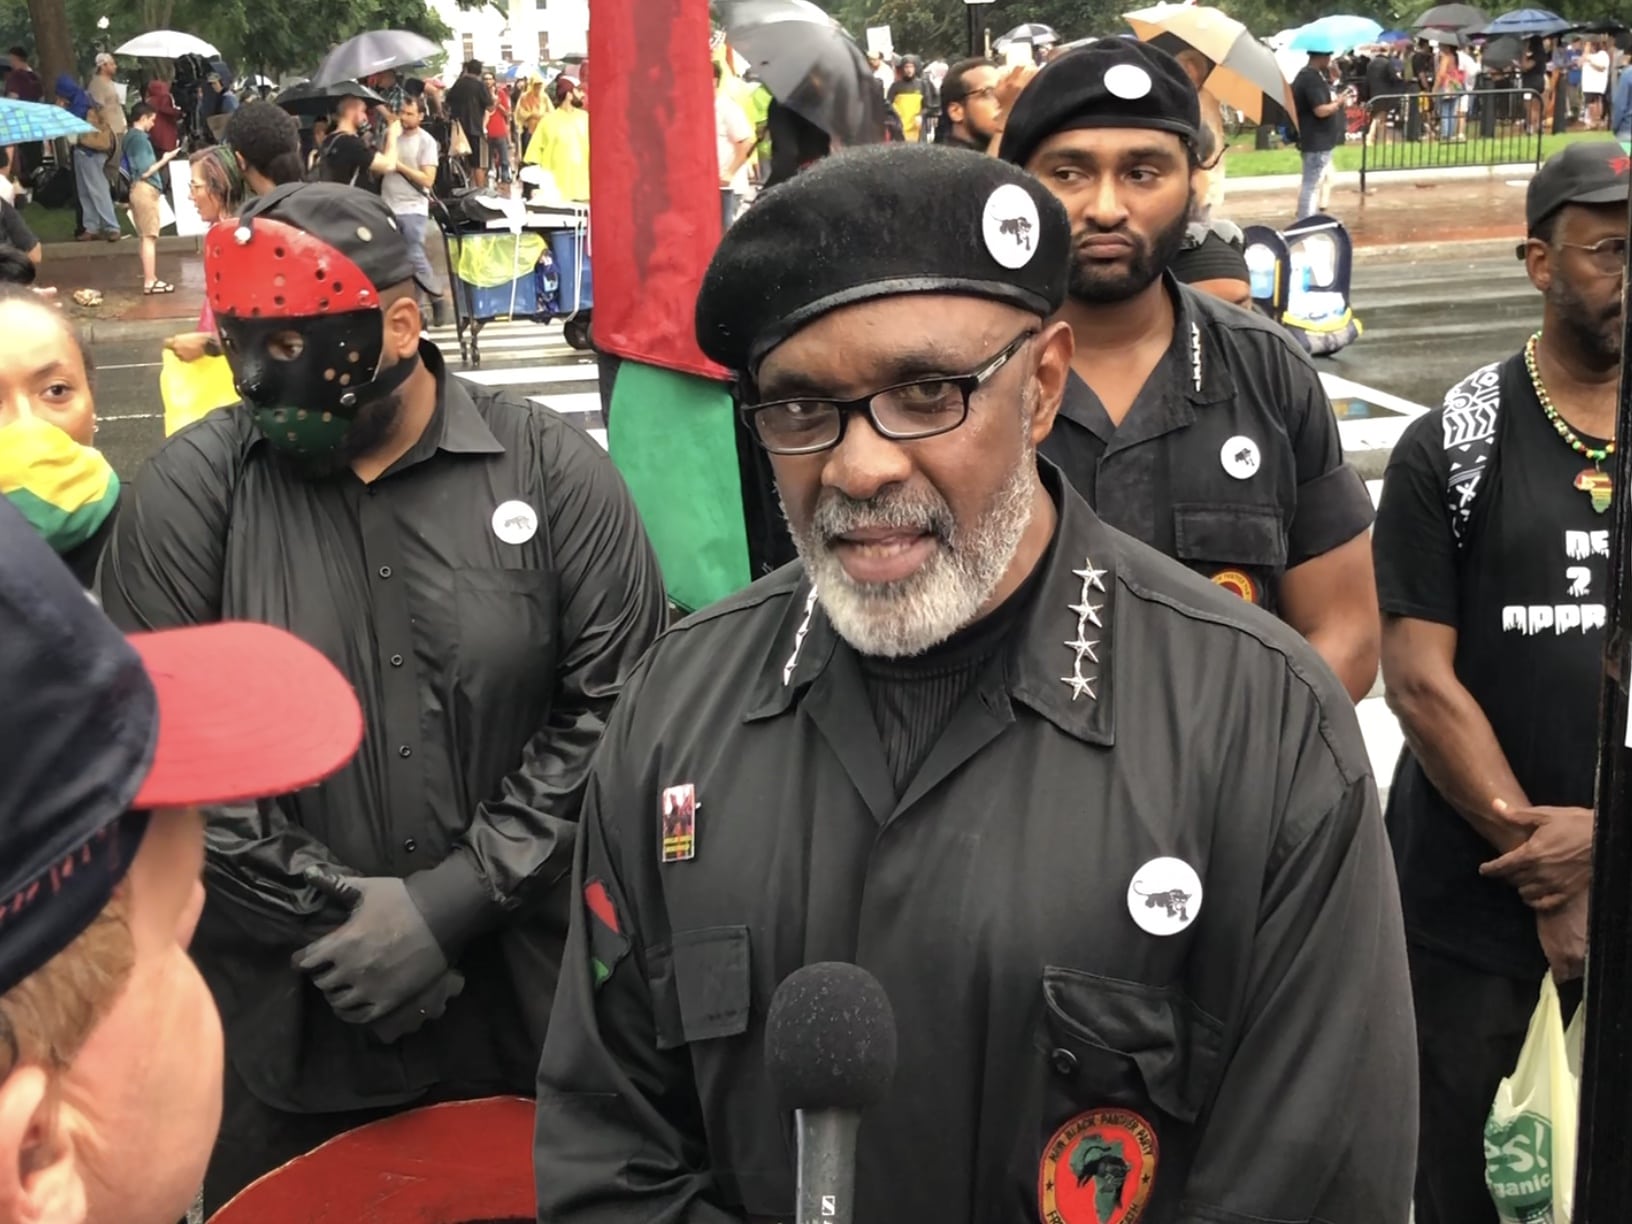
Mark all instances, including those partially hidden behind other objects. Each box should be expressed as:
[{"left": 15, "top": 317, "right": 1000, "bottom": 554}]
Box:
[{"left": 764, "top": 962, "right": 898, "bottom": 1113}]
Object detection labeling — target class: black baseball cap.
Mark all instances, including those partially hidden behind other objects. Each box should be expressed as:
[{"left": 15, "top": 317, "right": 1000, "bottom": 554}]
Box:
[
  {"left": 0, "top": 499, "right": 364, "bottom": 997},
  {"left": 1526, "top": 141, "right": 1631, "bottom": 233}
]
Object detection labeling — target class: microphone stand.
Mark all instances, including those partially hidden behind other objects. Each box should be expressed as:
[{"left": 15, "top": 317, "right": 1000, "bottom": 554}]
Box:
[{"left": 1573, "top": 184, "right": 1632, "bottom": 1220}]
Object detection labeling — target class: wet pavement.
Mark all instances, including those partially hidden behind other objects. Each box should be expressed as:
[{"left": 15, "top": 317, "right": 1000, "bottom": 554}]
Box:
[{"left": 1229, "top": 175, "right": 1531, "bottom": 247}]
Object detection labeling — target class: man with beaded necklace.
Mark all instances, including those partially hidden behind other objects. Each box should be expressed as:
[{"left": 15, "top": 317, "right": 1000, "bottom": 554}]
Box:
[{"left": 1371, "top": 140, "right": 1626, "bottom": 1224}]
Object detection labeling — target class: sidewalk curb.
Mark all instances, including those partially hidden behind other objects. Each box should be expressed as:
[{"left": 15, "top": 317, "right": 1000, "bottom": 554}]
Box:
[
  {"left": 44, "top": 235, "right": 202, "bottom": 261},
  {"left": 78, "top": 315, "right": 195, "bottom": 345},
  {"left": 1224, "top": 161, "right": 1541, "bottom": 196},
  {"left": 1353, "top": 236, "right": 1520, "bottom": 260}
]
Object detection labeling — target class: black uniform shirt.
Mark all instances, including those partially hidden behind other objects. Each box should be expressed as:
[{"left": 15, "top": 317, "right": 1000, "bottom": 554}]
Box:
[
  {"left": 534, "top": 464, "right": 1415, "bottom": 1224},
  {"left": 1040, "top": 279, "right": 1372, "bottom": 615},
  {"left": 98, "top": 343, "right": 668, "bottom": 1111},
  {"left": 1374, "top": 354, "right": 1608, "bottom": 981}
]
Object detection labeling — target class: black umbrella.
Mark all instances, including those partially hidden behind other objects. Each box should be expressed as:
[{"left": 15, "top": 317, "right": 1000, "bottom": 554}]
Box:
[
  {"left": 311, "top": 30, "right": 440, "bottom": 87},
  {"left": 1413, "top": 4, "right": 1490, "bottom": 32},
  {"left": 1480, "top": 34, "right": 1523, "bottom": 66},
  {"left": 275, "top": 78, "right": 383, "bottom": 116},
  {"left": 1567, "top": 18, "right": 1629, "bottom": 35},
  {"left": 716, "top": 0, "right": 887, "bottom": 148}
]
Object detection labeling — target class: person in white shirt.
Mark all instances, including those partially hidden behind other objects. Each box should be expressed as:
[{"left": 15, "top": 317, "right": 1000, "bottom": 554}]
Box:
[
  {"left": 378, "top": 94, "right": 448, "bottom": 325},
  {"left": 714, "top": 62, "right": 756, "bottom": 231},
  {"left": 1582, "top": 39, "right": 1611, "bottom": 128}
]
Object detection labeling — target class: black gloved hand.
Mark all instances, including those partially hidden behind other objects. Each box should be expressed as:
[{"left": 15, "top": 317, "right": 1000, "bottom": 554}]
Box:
[
  {"left": 368, "top": 969, "right": 467, "bottom": 1044},
  {"left": 292, "top": 870, "right": 449, "bottom": 1024}
]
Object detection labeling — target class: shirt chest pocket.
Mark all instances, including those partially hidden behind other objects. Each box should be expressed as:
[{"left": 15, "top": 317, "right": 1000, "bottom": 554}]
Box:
[
  {"left": 1009, "top": 968, "right": 1225, "bottom": 1215},
  {"left": 452, "top": 566, "right": 557, "bottom": 688},
  {"left": 649, "top": 925, "right": 752, "bottom": 1050},
  {"left": 1172, "top": 503, "right": 1287, "bottom": 606}
]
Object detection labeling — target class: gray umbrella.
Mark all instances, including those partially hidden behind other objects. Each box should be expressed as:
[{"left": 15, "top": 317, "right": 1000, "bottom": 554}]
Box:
[
  {"left": 275, "top": 78, "right": 383, "bottom": 116},
  {"left": 1413, "top": 4, "right": 1490, "bottom": 33},
  {"left": 716, "top": 0, "right": 887, "bottom": 148},
  {"left": 311, "top": 30, "right": 440, "bottom": 87}
]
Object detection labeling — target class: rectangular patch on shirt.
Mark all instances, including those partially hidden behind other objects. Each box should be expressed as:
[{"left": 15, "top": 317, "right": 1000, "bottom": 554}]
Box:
[
  {"left": 659, "top": 783, "right": 697, "bottom": 863},
  {"left": 584, "top": 878, "right": 629, "bottom": 990}
]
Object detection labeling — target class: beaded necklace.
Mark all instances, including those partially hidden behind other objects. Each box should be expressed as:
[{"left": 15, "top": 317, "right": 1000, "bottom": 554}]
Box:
[{"left": 1524, "top": 330, "right": 1614, "bottom": 513}]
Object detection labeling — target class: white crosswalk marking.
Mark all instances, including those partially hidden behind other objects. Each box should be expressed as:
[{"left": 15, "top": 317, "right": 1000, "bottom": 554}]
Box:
[{"left": 426, "top": 319, "right": 607, "bottom": 448}]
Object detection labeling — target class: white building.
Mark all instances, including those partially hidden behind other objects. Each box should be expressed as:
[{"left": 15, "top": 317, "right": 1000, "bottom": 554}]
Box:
[{"left": 427, "top": 0, "right": 588, "bottom": 71}]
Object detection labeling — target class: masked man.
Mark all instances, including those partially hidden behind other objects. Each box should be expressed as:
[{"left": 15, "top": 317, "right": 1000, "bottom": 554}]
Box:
[{"left": 98, "top": 182, "right": 667, "bottom": 1210}]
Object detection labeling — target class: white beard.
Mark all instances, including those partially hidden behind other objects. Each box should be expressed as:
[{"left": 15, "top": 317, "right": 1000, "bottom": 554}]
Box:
[{"left": 785, "top": 434, "right": 1038, "bottom": 660}]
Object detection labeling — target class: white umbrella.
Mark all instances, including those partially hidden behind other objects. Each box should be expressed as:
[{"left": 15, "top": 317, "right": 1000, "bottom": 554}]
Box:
[{"left": 114, "top": 30, "right": 220, "bottom": 59}]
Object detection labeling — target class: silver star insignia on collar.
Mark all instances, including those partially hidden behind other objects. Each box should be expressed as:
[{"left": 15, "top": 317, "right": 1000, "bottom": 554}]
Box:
[
  {"left": 1072, "top": 562, "right": 1107, "bottom": 593},
  {"left": 1064, "top": 635, "right": 1099, "bottom": 664},
  {"left": 1060, "top": 669, "right": 1096, "bottom": 701},
  {"left": 1060, "top": 555, "right": 1105, "bottom": 702},
  {"left": 1067, "top": 599, "right": 1103, "bottom": 629}
]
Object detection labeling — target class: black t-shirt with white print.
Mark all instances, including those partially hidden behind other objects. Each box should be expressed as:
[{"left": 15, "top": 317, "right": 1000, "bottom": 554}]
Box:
[{"left": 1373, "top": 351, "right": 1611, "bottom": 981}]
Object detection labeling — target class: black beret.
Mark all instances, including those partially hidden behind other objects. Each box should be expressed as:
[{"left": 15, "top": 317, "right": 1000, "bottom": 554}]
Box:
[
  {"left": 998, "top": 40, "right": 1200, "bottom": 169},
  {"left": 1173, "top": 227, "right": 1249, "bottom": 285},
  {"left": 695, "top": 144, "right": 1070, "bottom": 373}
]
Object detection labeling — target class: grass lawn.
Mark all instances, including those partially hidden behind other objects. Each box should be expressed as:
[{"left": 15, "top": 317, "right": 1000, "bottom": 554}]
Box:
[
  {"left": 21, "top": 200, "right": 82, "bottom": 245},
  {"left": 1223, "top": 129, "right": 1610, "bottom": 178}
]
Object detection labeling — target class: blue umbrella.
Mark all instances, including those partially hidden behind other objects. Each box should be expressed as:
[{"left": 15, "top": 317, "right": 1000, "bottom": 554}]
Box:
[
  {"left": 0, "top": 98, "right": 94, "bottom": 145},
  {"left": 1380, "top": 29, "right": 1412, "bottom": 43},
  {"left": 1480, "top": 7, "right": 1568, "bottom": 36},
  {"left": 1288, "top": 15, "right": 1384, "bottom": 52}
]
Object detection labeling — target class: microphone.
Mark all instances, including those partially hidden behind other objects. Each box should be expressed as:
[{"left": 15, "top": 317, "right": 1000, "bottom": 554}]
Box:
[{"left": 764, "top": 962, "right": 898, "bottom": 1224}]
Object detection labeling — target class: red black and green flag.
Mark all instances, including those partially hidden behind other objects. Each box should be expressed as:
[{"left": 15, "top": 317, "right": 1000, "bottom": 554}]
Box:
[
  {"left": 584, "top": 878, "right": 630, "bottom": 989},
  {"left": 590, "top": 0, "right": 766, "bottom": 613}
]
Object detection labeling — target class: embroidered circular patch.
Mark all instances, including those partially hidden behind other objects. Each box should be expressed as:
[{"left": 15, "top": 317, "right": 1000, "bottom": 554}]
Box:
[
  {"left": 1211, "top": 569, "right": 1258, "bottom": 603},
  {"left": 1039, "top": 1108, "right": 1158, "bottom": 1224}
]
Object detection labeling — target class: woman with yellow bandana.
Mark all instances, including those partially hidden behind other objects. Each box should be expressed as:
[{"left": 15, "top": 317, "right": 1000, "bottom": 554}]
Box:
[{"left": 0, "top": 290, "right": 117, "bottom": 585}]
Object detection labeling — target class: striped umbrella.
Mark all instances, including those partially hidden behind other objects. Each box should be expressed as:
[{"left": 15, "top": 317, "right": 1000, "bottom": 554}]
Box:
[
  {"left": 994, "top": 22, "right": 1060, "bottom": 49},
  {"left": 1125, "top": 5, "right": 1297, "bottom": 129}
]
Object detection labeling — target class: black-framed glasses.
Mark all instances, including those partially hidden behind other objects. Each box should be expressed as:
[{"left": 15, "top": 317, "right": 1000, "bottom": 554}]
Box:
[
  {"left": 741, "top": 329, "right": 1037, "bottom": 456},
  {"left": 1559, "top": 236, "right": 1628, "bottom": 277}
]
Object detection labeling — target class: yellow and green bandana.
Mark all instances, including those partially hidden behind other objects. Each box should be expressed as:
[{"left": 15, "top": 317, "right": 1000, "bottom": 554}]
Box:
[{"left": 0, "top": 417, "right": 119, "bottom": 554}]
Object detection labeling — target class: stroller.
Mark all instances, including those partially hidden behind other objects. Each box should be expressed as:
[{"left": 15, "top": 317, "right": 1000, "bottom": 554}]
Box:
[{"left": 1242, "top": 214, "right": 1362, "bottom": 357}]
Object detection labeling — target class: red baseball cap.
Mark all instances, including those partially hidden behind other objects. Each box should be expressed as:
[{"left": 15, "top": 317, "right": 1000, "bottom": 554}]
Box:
[
  {"left": 1, "top": 499, "right": 363, "bottom": 995},
  {"left": 130, "top": 622, "right": 364, "bottom": 808}
]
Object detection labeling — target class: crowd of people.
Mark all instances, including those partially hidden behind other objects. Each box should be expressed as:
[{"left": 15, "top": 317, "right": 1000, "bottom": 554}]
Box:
[{"left": 0, "top": 28, "right": 1623, "bottom": 1224}]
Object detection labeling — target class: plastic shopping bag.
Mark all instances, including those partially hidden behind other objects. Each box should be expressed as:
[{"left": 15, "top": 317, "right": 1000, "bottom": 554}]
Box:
[
  {"left": 159, "top": 350, "right": 239, "bottom": 436},
  {"left": 1485, "top": 974, "right": 1585, "bottom": 1223}
]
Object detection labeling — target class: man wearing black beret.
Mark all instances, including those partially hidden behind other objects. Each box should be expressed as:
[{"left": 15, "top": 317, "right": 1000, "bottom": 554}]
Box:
[
  {"left": 535, "top": 142, "right": 1414, "bottom": 1224},
  {"left": 1000, "top": 40, "right": 1380, "bottom": 703}
]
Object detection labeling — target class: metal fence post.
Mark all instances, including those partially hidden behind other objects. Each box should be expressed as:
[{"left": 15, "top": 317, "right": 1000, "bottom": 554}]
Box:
[{"left": 1359, "top": 127, "right": 1368, "bottom": 195}]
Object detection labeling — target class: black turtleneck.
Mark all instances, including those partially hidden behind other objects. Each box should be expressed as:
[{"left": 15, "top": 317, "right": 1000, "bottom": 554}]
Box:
[{"left": 857, "top": 540, "right": 1051, "bottom": 792}]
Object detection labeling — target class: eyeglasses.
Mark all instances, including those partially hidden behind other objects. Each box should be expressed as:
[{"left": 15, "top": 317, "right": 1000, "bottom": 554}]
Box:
[
  {"left": 963, "top": 86, "right": 998, "bottom": 102},
  {"left": 742, "top": 330, "right": 1037, "bottom": 456},
  {"left": 1559, "top": 236, "right": 1629, "bottom": 277}
]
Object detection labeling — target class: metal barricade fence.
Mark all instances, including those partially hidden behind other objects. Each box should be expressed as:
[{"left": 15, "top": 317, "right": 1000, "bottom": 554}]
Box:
[{"left": 1358, "top": 88, "right": 1546, "bottom": 192}]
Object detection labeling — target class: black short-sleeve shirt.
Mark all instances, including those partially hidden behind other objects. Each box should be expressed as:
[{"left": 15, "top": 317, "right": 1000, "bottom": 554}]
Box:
[
  {"left": 1373, "top": 353, "right": 1610, "bottom": 979},
  {"left": 1039, "top": 279, "right": 1373, "bottom": 616},
  {"left": 1293, "top": 66, "right": 1344, "bottom": 153},
  {"left": 317, "top": 132, "right": 376, "bottom": 190},
  {"left": 0, "top": 199, "right": 38, "bottom": 254}
]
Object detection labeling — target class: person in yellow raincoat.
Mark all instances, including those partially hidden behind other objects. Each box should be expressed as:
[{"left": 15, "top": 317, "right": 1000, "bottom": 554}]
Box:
[{"left": 526, "top": 75, "right": 590, "bottom": 200}]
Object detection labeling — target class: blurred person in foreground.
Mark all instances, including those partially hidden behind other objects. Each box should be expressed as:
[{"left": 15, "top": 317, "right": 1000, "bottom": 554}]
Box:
[
  {"left": 999, "top": 41, "right": 1379, "bottom": 701},
  {"left": 534, "top": 143, "right": 1415, "bottom": 1223},
  {"left": 98, "top": 182, "right": 667, "bottom": 1209},
  {"left": 0, "top": 496, "right": 362, "bottom": 1224},
  {"left": 1373, "top": 141, "right": 1625, "bottom": 1224}
]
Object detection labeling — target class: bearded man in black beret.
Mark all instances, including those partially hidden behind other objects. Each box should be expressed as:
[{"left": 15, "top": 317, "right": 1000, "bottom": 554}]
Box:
[
  {"left": 999, "top": 40, "right": 1381, "bottom": 703},
  {"left": 533, "top": 142, "right": 1414, "bottom": 1224}
]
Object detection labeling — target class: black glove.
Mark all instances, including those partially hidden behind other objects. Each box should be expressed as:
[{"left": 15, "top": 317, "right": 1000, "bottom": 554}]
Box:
[
  {"left": 368, "top": 969, "right": 466, "bottom": 1044},
  {"left": 292, "top": 871, "right": 449, "bottom": 1024}
]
